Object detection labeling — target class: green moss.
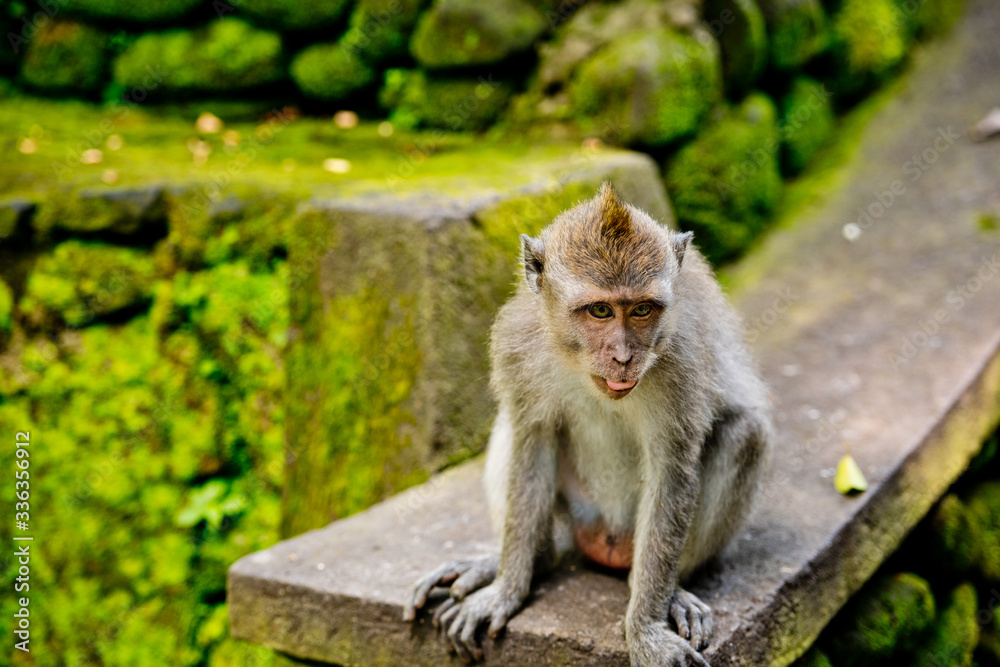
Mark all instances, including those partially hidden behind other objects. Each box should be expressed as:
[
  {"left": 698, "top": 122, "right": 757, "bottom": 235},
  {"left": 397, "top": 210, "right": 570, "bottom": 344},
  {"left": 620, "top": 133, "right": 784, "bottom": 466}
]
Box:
[
  {"left": 284, "top": 211, "right": 427, "bottom": 535},
  {"left": 341, "top": 0, "right": 428, "bottom": 63},
  {"left": 290, "top": 42, "right": 376, "bottom": 101},
  {"left": 796, "top": 647, "right": 833, "bottom": 667},
  {"left": 570, "top": 28, "right": 721, "bottom": 147},
  {"left": 664, "top": 92, "right": 782, "bottom": 264},
  {"left": 922, "top": 493, "right": 979, "bottom": 575},
  {"left": 160, "top": 191, "right": 293, "bottom": 273},
  {"left": 33, "top": 187, "right": 165, "bottom": 237},
  {"left": 19, "top": 240, "right": 156, "bottom": 327},
  {"left": 966, "top": 481, "right": 1000, "bottom": 581},
  {"left": 0, "top": 198, "right": 33, "bottom": 239},
  {"left": 0, "top": 276, "right": 12, "bottom": 339},
  {"left": 912, "top": 0, "right": 968, "bottom": 39},
  {"left": 410, "top": 0, "right": 547, "bottom": 68},
  {"left": 383, "top": 69, "right": 514, "bottom": 131},
  {"left": 825, "top": 572, "right": 936, "bottom": 666},
  {"left": 910, "top": 583, "right": 979, "bottom": 667},
  {"left": 704, "top": 0, "right": 767, "bottom": 99},
  {"left": 231, "top": 0, "right": 353, "bottom": 32},
  {"left": 60, "top": 0, "right": 202, "bottom": 22},
  {"left": 20, "top": 20, "right": 108, "bottom": 93},
  {"left": 112, "top": 19, "right": 284, "bottom": 96},
  {"left": 779, "top": 77, "right": 835, "bottom": 174},
  {"left": 828, "top": 0, "right": 911, "bottom": 98},
  {"left": 758, "top": 0, "right": 829, "bottom": 71}
]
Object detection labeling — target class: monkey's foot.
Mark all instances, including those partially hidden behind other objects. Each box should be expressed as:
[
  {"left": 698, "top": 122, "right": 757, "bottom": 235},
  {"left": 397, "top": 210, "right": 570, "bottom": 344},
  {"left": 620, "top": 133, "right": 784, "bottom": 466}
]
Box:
[
  {"left": 436, "top": 582, "right": 521, "bottom": 663},
  {"left": 627, "top": 620, "right": 712, "bottom": 667},
  {"left": 668, "top": 588, "right": 714, "bottom": 652},
  {"left": 402, "top": 555, "right": 499, "bottom": 623}
]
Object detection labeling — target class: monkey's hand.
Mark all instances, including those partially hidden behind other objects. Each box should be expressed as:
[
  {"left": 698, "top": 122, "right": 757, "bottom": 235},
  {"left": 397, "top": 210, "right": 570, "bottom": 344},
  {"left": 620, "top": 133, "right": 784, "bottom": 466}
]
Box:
[
  {"left": 435, "top": 582, "right": 522, "bottom": 663},
  {"left": 402, "top": 556, "right": 499, "bottom": 622},
  {"left": 626, "top": 620, "right": 712, "bottom": 667},
  {"left": 668, "top": 588, "right": 714, "bottom": 651}
]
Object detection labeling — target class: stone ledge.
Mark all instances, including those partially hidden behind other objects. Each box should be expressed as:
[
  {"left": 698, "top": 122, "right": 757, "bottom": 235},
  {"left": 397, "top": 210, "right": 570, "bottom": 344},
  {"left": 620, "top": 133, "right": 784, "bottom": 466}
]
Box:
[{"left": 229, "top": 1, "right": 1000, "bottom": 664}]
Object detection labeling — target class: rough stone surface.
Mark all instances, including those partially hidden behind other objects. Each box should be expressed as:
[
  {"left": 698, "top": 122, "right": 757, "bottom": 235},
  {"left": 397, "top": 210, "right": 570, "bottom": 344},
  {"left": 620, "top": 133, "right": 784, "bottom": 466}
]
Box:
[
  {"left": 230, "top": 2, "right": 1000, "bottom": 663},
  {"left": 282, "top": 150, "right": 671, "bottom": 537}
]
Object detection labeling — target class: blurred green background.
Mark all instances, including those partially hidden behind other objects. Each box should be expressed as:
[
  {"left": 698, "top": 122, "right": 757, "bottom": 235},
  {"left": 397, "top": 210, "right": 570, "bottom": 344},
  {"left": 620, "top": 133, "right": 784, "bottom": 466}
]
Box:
[{"left": 0, "top": 0, "right": 976, "bottom": 664}]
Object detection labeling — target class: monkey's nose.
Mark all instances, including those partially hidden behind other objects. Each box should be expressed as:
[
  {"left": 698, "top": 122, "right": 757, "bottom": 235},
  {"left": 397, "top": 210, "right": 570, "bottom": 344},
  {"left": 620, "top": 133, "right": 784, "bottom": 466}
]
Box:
[{"left": 613, "top": 352, "right": 633, "bottom": 365}]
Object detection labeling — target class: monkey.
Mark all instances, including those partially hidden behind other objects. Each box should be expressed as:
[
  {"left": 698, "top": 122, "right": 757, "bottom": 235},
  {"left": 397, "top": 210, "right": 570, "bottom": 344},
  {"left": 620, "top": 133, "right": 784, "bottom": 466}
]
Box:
[{"left": 403, "top": 184, "right": 771, "bottom": 666}]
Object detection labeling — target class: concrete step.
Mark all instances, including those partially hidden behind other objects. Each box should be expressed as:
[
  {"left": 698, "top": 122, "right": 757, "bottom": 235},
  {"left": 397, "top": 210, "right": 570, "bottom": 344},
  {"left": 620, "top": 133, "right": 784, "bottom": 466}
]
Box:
[{"left": 228, "top": 1, "right": 1000, "bottom": 664}]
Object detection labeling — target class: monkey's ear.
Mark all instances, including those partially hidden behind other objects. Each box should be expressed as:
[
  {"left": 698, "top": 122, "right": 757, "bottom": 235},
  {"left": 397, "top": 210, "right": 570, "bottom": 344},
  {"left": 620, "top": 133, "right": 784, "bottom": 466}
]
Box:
[
  {"left": 672, "top": 231, "right": 694, "bottom": 267},
  {"left": 521, "top": 234, "right": 545, "bottom": 293}
]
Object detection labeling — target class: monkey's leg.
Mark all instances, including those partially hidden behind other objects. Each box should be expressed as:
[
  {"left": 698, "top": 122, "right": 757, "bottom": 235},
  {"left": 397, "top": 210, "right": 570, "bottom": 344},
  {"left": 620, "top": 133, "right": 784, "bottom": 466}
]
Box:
[
  {"left": 681, "top": 407, "right": 769, "bottom": 578},
  {"left": 666, "top": 407, "right": 769, "bottom": 654},
  {"left": 402, "top": 555, "right": 499, "bottom": 623}
]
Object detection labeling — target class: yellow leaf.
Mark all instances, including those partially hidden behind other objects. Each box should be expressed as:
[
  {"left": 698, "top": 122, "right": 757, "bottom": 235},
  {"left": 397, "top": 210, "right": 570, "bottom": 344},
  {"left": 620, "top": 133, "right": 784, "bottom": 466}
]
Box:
[{"left": 835, "top": 454, "right": 868, "bottom": 495}]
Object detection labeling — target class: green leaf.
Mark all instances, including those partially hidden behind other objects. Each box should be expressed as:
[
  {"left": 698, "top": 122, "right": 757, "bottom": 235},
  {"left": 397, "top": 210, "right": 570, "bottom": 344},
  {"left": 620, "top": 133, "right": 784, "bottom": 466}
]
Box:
[{"left": 835, "top": 454, "right": 869, "bottom": 495}]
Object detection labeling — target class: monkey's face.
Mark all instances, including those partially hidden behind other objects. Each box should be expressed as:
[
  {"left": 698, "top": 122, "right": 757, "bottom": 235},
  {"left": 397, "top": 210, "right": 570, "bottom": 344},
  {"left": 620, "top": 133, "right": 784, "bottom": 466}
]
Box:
[{"left": 553, "top": 283, "right": 672, "bottom": 400}]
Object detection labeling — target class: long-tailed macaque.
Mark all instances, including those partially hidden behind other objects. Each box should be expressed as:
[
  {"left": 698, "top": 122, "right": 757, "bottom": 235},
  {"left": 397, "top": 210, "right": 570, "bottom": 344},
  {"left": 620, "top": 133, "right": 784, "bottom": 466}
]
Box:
[{"left": 403, "top": 184, "right": 771, "bottom": 666}]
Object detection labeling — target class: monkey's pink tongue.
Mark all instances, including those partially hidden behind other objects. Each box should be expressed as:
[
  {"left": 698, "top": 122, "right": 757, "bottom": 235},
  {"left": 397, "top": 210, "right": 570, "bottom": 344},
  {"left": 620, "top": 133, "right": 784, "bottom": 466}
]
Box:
[{"left": 606, "top": 379, "right": 636, "bottom": 391}]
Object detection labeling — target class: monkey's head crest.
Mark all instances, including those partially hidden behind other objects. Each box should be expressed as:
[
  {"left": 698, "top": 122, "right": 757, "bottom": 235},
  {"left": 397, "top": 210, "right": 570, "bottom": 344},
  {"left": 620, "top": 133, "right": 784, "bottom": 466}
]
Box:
[{"left": 520, "top": 182, "right": 691, "bottom": 296}]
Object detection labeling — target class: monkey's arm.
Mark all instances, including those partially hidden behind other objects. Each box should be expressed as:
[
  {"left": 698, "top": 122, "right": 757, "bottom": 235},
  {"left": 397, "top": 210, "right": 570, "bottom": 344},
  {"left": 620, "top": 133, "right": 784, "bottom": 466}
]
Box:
[
  {"left": 436, "top": 419, "right": 558, "bottom": 661},
  {"left": 626, "top": 439, "right": 712, "bottom": 667}
]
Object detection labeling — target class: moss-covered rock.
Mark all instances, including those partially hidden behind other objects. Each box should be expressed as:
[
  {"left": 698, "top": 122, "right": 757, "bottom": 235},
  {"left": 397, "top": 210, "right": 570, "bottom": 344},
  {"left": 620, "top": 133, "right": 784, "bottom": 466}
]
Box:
[
  {"left": 920, "top": 493, "right": 980, "bottom": 576},
  {"left": 0, "top": 198, "right": 35, "bottom": 240},
  {"left": 290, "top": 42, "right": 376, "bottom": 101},
  {"left": 796, "top": 647, "right": 834, "bottom": 667},
  {"left": 704, "top": 0, "right": 767, "bottom": 99},
  {"left": 19, "top": 240, "right": 157, "bottom": 327},
  {"left": 20, "top": 20, "right": 108, "bottom": 93},
  {"left": 966, "top": 481, "right": 1000, "bottom": 581},
  {"left": 825, "top": 572, "right": 936, "bottom": 666},
  {"left": 410, "top": 0, "right": 547, "bottom": 68},
  {"left": 341, "top": 0, "right": 428, "bottom": 63},
  {"left": 758, "top": 0, "right": 829, "bottom": 71},
  {"left": 60, "top": 0, "right": 202, "bottom": 23},
  {"left": 112, "top": 19, "right": 284, "bottom": 96},
  {"left": 159, "top": 191, "right": 293, "bottom": 272},
  {"left": 910, "top": 583, "right": 979, "bottom": 667},
  {"left": 381, "top": 69, "right": 514, "bottom": 131},
  {"left": 0, "top": 277, "right": 13, "bottom": 342},
  {"left": 664, "top": 92, "right": 782, "bottom": 264},
  {"left": 828, "top": 0, "right": 911, "bottom": 97},
  {"left": 569, "top": 27, "right": 721, "bottom": 146},
  {"left": 34, "top": 186, "right": 166, "bottom": 237},
  {"left": 779, "top": 77, "right": 834, "bottom": 174},
  {"left": 231, "top": 0, "right": 353, "bottom": 32}
]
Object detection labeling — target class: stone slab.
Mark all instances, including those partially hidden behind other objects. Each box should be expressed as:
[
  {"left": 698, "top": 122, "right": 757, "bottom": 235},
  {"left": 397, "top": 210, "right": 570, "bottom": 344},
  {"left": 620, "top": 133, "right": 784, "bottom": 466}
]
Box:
[{"left": 230, "top": 2, "right": 1000, "bottom": 664}]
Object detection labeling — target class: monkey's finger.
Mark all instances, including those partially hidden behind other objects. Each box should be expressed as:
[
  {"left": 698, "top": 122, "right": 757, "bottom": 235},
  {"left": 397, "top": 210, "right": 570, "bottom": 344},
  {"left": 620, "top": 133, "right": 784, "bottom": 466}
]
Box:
[
  {"left": 437, "top": 602, "right": 461, "bottom": 634},
  {"left": 688, "top": 613, "right": 704, "bottom": 651},
  {"left": 447, "top": 615, "right": 474, "bottom": 663},
  {"left": 670, "top": 605, "right": 691, "bottom": 640},
  {"left": 432, "top": 597, "right": 456, "bottom": 629},
  {"left": 700, "top": 612, "right": 714, "bottom": 648},
  {"left": 487, "top": 610, "right": 509, "bottom": 638},
  {"left": 451, "top": 567, "right": 492, "bottom": 600},
  {"left": 459, "top": 613, "right": 484, "bottom": 661},
  {"left": 406, "top": 567, "right": 462, "bottom": 619}
]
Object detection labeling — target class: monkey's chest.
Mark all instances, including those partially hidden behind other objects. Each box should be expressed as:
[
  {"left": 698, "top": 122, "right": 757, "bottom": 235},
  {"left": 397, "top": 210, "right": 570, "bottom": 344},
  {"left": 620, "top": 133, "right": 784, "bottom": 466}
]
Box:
[{"left": 558, "top": 414, "right": 643, "bottom": 537}]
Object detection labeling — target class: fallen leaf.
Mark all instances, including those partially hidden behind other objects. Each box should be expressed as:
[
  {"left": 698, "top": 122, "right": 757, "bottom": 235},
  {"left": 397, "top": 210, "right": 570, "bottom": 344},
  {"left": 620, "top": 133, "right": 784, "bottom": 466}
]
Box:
[{"left": 835, "top": 454, "right": 868, "bottom": 495}]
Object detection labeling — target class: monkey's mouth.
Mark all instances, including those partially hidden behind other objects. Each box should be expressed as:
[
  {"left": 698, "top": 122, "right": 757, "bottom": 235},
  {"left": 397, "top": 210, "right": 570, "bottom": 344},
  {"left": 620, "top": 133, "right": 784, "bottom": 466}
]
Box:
[{"left": 591, "top": 375, "right": 637, "bottom": 398}]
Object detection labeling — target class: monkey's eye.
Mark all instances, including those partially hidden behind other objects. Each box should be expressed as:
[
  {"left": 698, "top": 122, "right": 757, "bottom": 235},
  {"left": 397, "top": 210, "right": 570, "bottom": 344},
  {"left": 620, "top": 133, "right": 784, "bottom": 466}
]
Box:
[
  {"left": 588, "top": 303, "right": 613, "bottom": 319},
  {"left": 631, "top": 303, "right": 653, "bottom": 318}
]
